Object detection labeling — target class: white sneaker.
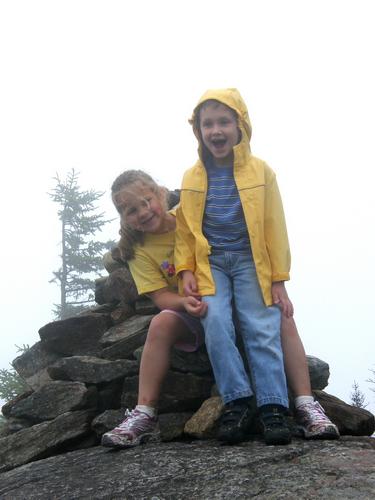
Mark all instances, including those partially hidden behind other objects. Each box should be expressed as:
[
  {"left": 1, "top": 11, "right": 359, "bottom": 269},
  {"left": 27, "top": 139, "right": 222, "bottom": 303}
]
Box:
[
  {"left": 101, "top": 408, "right": 159, "bottom": 448},
  {"left": 295, "top": 401, "right": 340, "bottom": 439}
]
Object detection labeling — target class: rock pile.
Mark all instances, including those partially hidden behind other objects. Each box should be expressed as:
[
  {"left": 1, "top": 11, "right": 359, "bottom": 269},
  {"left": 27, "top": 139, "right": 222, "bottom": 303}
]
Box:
[{"left": 0, "top": 256, "right": 374, "bottom": 474}]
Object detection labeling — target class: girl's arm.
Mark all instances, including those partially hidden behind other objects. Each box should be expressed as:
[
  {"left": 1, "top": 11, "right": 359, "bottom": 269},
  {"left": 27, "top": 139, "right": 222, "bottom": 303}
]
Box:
[{"left": 148, "top": 287, "right": 207, "bottom": 318}]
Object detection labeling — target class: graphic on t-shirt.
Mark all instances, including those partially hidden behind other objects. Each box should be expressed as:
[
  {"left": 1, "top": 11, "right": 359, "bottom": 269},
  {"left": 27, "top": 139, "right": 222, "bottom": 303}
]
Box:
[{"left": 161, "top": 260, "right": 176, "bottom": 277}]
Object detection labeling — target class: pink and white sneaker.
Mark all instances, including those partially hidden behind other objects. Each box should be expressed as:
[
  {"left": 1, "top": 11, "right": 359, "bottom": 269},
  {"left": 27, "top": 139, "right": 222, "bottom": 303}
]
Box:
[
  {"left": 101, "top": 408, "right": 159, "bottom": 448},
  {"left": 295, "top": 401, "right": 340, "bottom": 439}
]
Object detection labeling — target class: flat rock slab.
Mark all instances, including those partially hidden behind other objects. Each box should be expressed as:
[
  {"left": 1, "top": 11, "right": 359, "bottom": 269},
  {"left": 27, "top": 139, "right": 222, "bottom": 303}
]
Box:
[
  {"left": 6, "top": 381, "right": 95, "bottom": 422},
  {"left": 12, "top": 341, "right": 61, "bottom": 378},
  {"left": 100, "top": 315, "right": 153, "bottom": 346},
  {"left": 0, "top": 410, "right": 95, "bottom": 473},
  {"left": 39, "top": 314, "right": 112, "bottom": 356},
  {"left": 100, "top": 315, "right": 153, "bottom": 360},
  {"left": 0, "top": 437, "right": 374, "bottom": 499},
  {"left": 48, "top": 356, "right": 139, "bottom": 384}
]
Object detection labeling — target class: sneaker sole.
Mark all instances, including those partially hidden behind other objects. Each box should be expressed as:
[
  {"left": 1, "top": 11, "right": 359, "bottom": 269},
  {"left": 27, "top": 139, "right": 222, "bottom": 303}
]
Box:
[
  {"left": 101, "top": 431, "right": 159, "bottom": 449},
  {"left": 303, "top": 430, "right": 340, "bottom": 440},
  {"left": 297, "top": 425, "right": 340, "bottom": 440}
]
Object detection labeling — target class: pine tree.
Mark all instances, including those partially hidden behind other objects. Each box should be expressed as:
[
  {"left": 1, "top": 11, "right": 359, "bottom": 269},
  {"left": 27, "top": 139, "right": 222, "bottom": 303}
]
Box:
[
  {"left": 350, "top": 380, "right": 368, "bottom": 408},
  {"left": 0, "top": 345, "right": 30, "bottom": 403},
  {"left": 49, "top": 169, "right": 115, "bottom": 319},
  {"left": 0, "top": 368, "right": 29, "bottom": 403}
]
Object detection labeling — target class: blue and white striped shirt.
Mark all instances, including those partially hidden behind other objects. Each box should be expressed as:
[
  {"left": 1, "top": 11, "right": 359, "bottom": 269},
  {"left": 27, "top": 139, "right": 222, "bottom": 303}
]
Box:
[{"left": 203, "top": 161, "right": 251, "bottom": 252}]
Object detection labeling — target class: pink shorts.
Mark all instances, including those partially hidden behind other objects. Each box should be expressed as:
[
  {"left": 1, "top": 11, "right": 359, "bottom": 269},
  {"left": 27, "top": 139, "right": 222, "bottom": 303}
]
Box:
[{"left": 158, "top": 309, "right": 205, "bottom": 352}]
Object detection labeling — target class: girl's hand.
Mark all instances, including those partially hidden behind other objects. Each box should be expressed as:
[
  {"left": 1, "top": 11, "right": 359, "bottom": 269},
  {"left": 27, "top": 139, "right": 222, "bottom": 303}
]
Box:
[
  {"left": 181, "top": 270, "right": 201, "bottom": 298},
  {"left": 272, "top": 281, "right": 294, "bottom": 318},
  {"left": 183, "top": 296, "right": 208, "bottom": 318}
]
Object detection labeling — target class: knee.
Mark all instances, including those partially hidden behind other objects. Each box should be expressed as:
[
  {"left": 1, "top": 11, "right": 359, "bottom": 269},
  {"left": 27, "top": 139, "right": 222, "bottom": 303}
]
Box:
[
  {"left": 203, "top": 304, "right": 229, "bottom": 329},
  {"left": 146, "top": 313, "right": 179, "bottom": 346},
  {"left": 203, "top": 317, "right": 235, "bottom": 347}
]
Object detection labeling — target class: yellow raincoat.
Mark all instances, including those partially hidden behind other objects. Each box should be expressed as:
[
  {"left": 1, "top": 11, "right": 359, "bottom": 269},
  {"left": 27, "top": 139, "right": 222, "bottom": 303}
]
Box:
[{"left": 175, "top": 88, "right": 291, "bottom": 306}]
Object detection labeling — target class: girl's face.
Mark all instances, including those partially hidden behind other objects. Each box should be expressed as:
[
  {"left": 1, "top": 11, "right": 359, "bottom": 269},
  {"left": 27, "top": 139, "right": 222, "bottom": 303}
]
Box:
[
  {"left": 199, "top": 102, "right": 240, "bottom": 166},
  {"left": 114, "top": 183, "right": 168, "bottom": 234}
]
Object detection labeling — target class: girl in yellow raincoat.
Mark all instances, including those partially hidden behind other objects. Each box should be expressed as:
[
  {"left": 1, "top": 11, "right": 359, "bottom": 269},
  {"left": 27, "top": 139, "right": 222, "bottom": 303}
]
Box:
[{"left": 175, "top": 88, "right": 339, "bottom": 445}]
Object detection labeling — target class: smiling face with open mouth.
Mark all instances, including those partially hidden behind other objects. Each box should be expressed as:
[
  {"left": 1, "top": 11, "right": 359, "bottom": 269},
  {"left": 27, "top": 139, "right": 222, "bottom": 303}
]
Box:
[
  {"left": 114, "top": 182, "right": 171, "bottom": 234},
  {"left": 199, "top": 101, "right": 240, "bottom": 166}
]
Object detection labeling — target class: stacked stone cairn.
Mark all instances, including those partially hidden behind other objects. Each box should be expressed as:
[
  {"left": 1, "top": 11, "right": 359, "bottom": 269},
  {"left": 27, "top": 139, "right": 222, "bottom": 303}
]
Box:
[{"left": 1, "top": 239, "right": 374, "bottom": 473}]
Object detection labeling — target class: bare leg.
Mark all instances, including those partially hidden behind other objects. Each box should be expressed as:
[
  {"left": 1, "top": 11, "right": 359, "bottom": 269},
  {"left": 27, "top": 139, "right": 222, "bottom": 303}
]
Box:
[
  {"left": 138, "top": 312, "right": 195, "bottom": 407},
  {"left": 281, "top": 315, "right": 312, "bottom": 397},
  {"left": 101, "top": 312, "right": 197, "bottom": 449}
]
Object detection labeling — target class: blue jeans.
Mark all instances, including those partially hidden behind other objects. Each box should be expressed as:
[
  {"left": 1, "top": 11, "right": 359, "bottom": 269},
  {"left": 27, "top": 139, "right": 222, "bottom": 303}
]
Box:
[{"left": 200, "top": 251, "right": 289, "bottom": 408}]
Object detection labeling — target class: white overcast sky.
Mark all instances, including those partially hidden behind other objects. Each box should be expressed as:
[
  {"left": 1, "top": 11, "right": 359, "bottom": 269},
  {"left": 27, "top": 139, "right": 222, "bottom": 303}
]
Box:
[{"left": 1, "top": 0, "right": 374, "bottom": 413}]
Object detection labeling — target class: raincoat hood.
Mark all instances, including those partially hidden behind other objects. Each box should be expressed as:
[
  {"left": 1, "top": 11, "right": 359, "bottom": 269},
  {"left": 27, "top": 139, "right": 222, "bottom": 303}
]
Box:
[{"left": 189, "top": 88, "right": 252, "bottom": 160}]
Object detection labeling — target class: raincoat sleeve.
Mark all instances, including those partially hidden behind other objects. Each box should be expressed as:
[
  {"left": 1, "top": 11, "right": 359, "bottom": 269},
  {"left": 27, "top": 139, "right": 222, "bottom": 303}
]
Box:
[
  {"left": 174, "top": 200, "right": 196, "bottom": 276},
  {"left": 264, "top": 168, "right": 291, "bottom": 282}
]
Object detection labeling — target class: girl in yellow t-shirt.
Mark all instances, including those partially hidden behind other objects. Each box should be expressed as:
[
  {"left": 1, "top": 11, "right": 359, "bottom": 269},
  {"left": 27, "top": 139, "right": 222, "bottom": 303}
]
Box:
[{"left": 101, "top": 169, "right": 206, "bottom": 449}]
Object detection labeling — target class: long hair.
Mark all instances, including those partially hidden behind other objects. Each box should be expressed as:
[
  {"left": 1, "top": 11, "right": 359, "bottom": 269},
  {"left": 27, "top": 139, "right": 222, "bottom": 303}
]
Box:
[{"left": 111, "top": 170, "right": 167, "bottom": 261}]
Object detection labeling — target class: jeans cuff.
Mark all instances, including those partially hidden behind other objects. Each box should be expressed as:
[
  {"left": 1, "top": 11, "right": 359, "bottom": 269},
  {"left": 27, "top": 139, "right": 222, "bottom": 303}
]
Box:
[
  {"left": 257, "top": 396, "right": 289, "bottom": 409},
  {"left": 222, "top": 389, "right": 253, "bottom": 405}
]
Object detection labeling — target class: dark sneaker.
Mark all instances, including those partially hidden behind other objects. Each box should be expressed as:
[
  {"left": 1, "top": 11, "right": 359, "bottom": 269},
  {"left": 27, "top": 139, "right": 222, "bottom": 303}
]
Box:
[
  {"left": 218, "top": 397, "right": 255, "bottom": 445},
  {"left": 295, "top": 401, "right": 340, "bottom": 440},
  {"left": 259, "top": 406, "right": 292, "bottom": 446},
  {"left": 101, "top": 408, "right": 159, "bottom": 448}
]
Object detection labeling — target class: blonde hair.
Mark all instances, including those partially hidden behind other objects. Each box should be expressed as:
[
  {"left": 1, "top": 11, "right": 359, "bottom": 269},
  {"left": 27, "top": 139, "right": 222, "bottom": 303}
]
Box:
[{"left": 111, "top": 170, "right": 167, "bottom": 261}]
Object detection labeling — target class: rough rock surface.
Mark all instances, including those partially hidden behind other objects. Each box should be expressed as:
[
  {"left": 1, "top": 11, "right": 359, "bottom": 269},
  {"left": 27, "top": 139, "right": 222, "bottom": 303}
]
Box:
[
  {"left": 0, "top": 437, "right": 374, "bottom": 499},
  {"left": 3, "top": 381, "right": 96, "bottom": 422},
  {"left": 0, "top": 410, "right": 95, "bottom": 473},
  {"left": 47, "top": 356, "right": 139, "bottom": 384},
  {"left": 39, "top": 314, "right": 112, "bottom": 356},
  {"left": 306, "top": 355, "right": 330, "bottom": 390}
]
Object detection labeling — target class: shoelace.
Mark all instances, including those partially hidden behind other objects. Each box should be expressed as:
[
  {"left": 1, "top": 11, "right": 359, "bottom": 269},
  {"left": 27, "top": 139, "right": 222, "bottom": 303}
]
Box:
[
  {"left": 262, "top": 413, "right": 285, "bottom": 429},
  {"left": 117, "top": 409, "right": 152, "bottom": 432},
  {"left": 300, "top": 402, "right": 330, "bottom": 423},
  {"left": 221, "top": 405, "right": 249, "bottom": 425}
]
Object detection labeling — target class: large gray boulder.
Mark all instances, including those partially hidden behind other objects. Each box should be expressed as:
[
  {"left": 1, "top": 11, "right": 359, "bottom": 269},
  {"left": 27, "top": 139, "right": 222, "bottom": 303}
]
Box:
[
  {"left": 100, "top": 314, "right": 153, "bottom": 359},
  {"left": 0, "top": 438, "right": 374, "bottom": 499},
  {"left": 12, "top": 342, "right": 61, "bottom": 390},
  {"left": 95, "top": 267, "right": 139, "bottom": 304},
  {"left": 307, "top": 355, "right": 330, "bottom": 390},
  {"left": 0, "top": 410, "right": 95, "bottom": 473},
  {"left": 47, "top": 356, "right": 139, "bottom": 384},
  {"left": 39, "top": 314, "right": 112, "bottom": 356},
  {"left": 3, "top": 381, "right": 97, "bottom": 422}
]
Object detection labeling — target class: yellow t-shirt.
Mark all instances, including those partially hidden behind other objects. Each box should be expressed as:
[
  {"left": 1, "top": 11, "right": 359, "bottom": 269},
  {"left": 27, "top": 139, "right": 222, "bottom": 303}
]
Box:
[{"left": 128, "top": 227, "right": 177, "bottom": 295}]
